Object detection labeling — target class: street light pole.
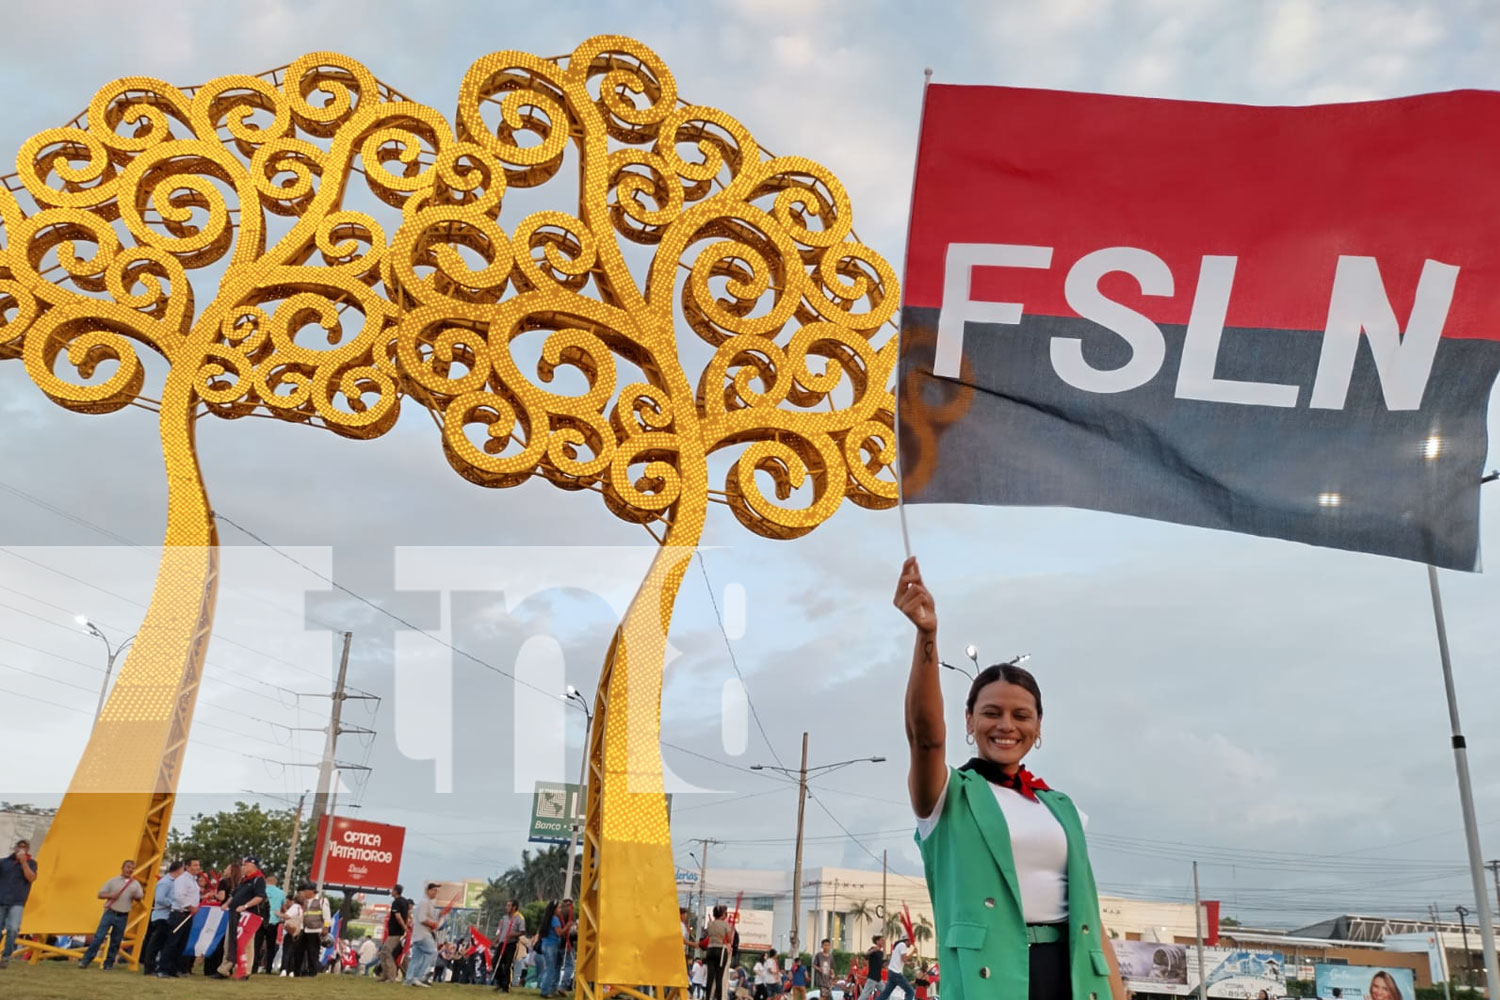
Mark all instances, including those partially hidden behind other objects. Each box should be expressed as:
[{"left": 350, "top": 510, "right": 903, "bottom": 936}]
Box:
[
  {"left": 563, "top": 685, "right": 594, "bottom": 902},
  {"left": 752, "top": 744, "right": 885, "bottom": 960},
  {"left": 1456, "top": 905, "right": 1472, "bottom": 986},
  {"left": 76, "top": 616, "right": 136, "bottom": 723}
]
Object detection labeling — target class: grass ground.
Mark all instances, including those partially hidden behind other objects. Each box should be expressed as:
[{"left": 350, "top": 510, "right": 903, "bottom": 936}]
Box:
[{"left": 0, "top": 962, "right": 546, "bottom": 999}]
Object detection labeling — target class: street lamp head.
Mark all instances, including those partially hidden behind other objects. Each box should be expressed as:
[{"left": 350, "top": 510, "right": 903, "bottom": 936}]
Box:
[
  {"left": 566, "top": 684, "right": 579, "bottom": 698},
  {"left": 964, "top": 644, "right": 978, "bottom": 664},
  {"left": 74, "top": 614, "right": 90, "bottom": 628},
  {"left": 749, "top": 764, "right": 765, "bottom": 770},
  {"left": 870, "top": 756, "right": 887, "bottom": 763}
]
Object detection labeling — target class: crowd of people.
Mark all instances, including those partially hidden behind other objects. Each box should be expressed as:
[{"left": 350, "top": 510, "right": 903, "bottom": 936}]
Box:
[
  {"left": 3, "top": 836, "right": 945, "bottom": 999},
  {"left": 687, "top": 904, "right": 938, "bottom": 1000},
  {"left": 0, "top": 841, "right": 518, "bottom": 985}
]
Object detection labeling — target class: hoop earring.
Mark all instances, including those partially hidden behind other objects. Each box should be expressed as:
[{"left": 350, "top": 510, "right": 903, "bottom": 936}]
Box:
[
  {"left": 1033, "top": 736, "right": 1042, "bottom": 750},
  {"left": 965, "top": 731, "right": 975, "bottom": 745}
]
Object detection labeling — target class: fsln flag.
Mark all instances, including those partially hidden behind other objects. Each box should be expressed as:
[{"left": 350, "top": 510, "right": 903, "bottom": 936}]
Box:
[{"left": 897, "top": 86, "right": 1500, "bottom": 570}]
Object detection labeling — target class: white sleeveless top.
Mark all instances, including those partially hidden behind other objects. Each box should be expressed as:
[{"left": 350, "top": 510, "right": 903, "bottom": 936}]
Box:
[{"left": 916, "top": 771, "right": 1085, "bottom": 924}]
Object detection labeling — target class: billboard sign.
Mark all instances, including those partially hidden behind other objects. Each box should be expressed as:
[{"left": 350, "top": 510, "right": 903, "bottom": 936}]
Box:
[
  {"left": 529, "top": 782, "right": 582, "bottom": 844},
  {"left": 734, "top": 909, "right": 775, "bottom": 952},
  {"left": 1315, "top": 965, "right": 1417, "bottom": 1000},
  {"left": 312, "top": 816, "right": 405, "bottom": 892},
  {"left": 430, "top": 879, "right": 487, "bottom": 911},
  {"left": 1117, "top": 944, "right": 1283, "bottom": 997},
  {"left": 1115, "top": 941, "right": 1189, "bottom": 988},
  {"left": 1382, "top": 933, "right": 1446, "bottom": 985},
  {"left": 529, "top": 782, "right": 670, "bottom": 844}
]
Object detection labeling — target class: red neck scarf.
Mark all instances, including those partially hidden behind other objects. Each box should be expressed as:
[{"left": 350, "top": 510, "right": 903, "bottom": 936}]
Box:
[{"left": 961, "top": 757, "right": 1051, "bottom": 801}]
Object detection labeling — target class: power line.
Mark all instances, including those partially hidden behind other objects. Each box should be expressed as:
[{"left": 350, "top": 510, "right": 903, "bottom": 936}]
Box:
[
  {"left": 214, "top": 509, "right": 798, "bottom": 783},
  {"left": 0, "top": 546, "right": 353, "bottom": 688},
  {"left": 693, "top": 549, "right": 785, "bottom": 770}
]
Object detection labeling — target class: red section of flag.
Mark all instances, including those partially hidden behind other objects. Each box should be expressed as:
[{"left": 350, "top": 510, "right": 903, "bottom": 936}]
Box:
[
  {"left": 232, "top": 912, "right": 263, "bottom": 979},
  {"left": 905, "top": 85, "right": 1500, "bottom": 339}
]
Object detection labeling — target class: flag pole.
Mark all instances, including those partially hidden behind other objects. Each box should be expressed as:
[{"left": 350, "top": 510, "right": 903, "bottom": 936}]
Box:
[
  {"left": 1427, "top": 560, "right": 1500, "bottom": 1000},
  {"left": 892, "top": 66, "right": 934, "bottom": 561}
]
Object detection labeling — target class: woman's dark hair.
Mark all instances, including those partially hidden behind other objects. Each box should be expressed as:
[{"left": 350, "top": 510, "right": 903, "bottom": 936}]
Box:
[
  {"left": 539, "top": 900, "right": 558, "bottom": 935},
  {"left": 713, "top": 904, "right": 727, "bottom": 919},
  {"left": 966, "top": 662, "right": 1043, "bottom": 717}
]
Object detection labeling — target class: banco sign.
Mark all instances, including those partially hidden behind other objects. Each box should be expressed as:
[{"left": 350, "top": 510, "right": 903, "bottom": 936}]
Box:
[{"left": 314, "top": 816, "right": 406, "bottom": 892}]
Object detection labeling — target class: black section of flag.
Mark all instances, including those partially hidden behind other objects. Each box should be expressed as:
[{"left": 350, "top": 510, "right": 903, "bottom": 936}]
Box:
[{"left": 897, "top": 307, "right": 1499, "bottom": 570}]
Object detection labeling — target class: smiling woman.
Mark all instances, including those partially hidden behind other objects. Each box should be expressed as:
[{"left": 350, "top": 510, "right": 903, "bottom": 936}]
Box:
[{"left": 893, "top": 556, "right": 1125, "bottom": 1000}]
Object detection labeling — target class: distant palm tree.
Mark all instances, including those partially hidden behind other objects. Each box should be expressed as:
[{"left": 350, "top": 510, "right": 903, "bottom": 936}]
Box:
[
  {"left": 847, "top": 900, "right": 876, "bottom": 945},
  {"left": 914, "top": 915, "right": 933, "bottom": 946}
]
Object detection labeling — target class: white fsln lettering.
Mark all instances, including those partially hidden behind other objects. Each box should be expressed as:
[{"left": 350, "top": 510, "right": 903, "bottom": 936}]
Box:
[
  {"left": 932, "top": 242, "right": 1457, "bottom": 411},
  {"left": 1310, "top": 256, "right": 1460, "bottom": 411},
  {"left": 933, "top": 243, "right": 1053, "bottom": 378},
  {"left": 1053, "top": 246, "right": 1172, "bottom": 394},
  {"left": 1176, "top": 255, "right": 1299, "bottom": 407}
]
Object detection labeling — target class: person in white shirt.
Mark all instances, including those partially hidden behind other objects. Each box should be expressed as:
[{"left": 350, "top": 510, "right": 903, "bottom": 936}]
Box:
[
  {"left": 876, "top": 937, "right": 911, "bottom": 1000},
  {"left": 405, "top": 882, "right": 443, "bottom": 986},
  {"left": 691, "top": 956, "right": 709, "bottom": 998},
  {"left": 158, "top": 858, "right": 203, "bottom": 979},
  {"left": 762, "top": 951, "right": 782, "bottom": 1000},
  {"left": 358, "top": 935, "right": 380, "bottom": 974}
]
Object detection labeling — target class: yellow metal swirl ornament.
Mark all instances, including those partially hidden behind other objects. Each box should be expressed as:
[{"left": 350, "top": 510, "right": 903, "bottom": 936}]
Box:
[{"left": 0, "top": 38, "right": 897, "bottom": 992}]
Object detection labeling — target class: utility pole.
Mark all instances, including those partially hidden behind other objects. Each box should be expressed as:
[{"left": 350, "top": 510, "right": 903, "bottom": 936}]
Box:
[
  {"left": 791, "top": 732, "right": 809, "bottom": 960},
  {"left": 829, "top": 878, "right": 841, "bottom": 949},
  {"left": 1432, "top": 903, "right": 1453, "bottom": 1000},
  {"left": 283, "top": 791, "right": 307, "bottom": 887},
  {"left": 1193, "top": 862, "right": 1206, "bottom": 1000},
  {"left": 309, "top": 632, "right": 354, "bottom": 839},
  {"left": 314, "top": 771, "right": 340, "bottom": 897},
  {"left": 692, "top": 838, "right": 720, "bottom": 927},
  {"left": 882, "top": 851, "right": 888, "bottom": 942},
  {"left": 1488, "top": 860, "right": 1500, "bottom": 928},
  {"left": 749, "top": 744, "right": 882, "bottom": 956}
]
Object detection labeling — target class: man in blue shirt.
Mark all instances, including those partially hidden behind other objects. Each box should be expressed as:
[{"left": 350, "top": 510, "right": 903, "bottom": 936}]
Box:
[
  {"left": 258, "top": 874, "right": 286, "bottom": 974},
  {"left": 0, "top": 839, "right": 39, "bottom": 968},
  {"left": 139, "top": 861, "right": 182, "bottom": 976}
]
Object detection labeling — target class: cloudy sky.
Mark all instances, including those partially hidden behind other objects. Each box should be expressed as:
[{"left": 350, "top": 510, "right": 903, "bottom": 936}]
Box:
[{"left": 3, "top": 0, "right": 1500, "bottom": 930}]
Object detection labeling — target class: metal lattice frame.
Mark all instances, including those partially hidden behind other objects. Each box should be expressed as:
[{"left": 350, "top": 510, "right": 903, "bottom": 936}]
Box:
[{"left": 0, "top": 36, "right": 897, "bottom": 990}]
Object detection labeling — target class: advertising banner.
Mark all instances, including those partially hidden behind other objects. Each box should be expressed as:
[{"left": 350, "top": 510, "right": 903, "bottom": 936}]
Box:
[
  {"left": 1115, "top": 941, "right": 1189, "bottom": 988},
  {"left": 897, "top": 86, "right": 1500, "bottom": 571},
  {"left": 430, "top": 879, "right": 486, "bottom": 911},
  {"left": 312, "top": 816, "right": 405, "bottom": 892},
  {"left": 529, "top": 782, "right": 583, "bottom": 844},
  {"left": 1117, "top": 944, "right": 1283, "bottom": 997},
  {"left": 1382, "top": 932, "right": 1447, "bottom": 985},
  {"left": 1315, "top": 964, "right": 1416, "bottom": 1000},
  {"left": 529, "top": 781, "right": 670, "bottom": 844},
  {"left": 734, "top": 909, "right": 775, "bottom": 952}
]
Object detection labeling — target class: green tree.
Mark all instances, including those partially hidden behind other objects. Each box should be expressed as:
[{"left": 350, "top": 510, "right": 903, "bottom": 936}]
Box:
[
  {"left": 166, "top": 802, "right": 315, "bottom": 882},
  {"left": 846, "top": 900, "right": 876, "bottom": 947}
]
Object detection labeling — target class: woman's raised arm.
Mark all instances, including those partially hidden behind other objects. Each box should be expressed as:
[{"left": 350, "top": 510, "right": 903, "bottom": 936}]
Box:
[{"left": 894, "top": 557, "right": 948, "bottom": 817}]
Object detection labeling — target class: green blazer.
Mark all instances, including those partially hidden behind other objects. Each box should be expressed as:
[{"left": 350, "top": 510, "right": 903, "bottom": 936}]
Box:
[{"left": 917, "top": 766, "right": 1112, "bottom": 1000}]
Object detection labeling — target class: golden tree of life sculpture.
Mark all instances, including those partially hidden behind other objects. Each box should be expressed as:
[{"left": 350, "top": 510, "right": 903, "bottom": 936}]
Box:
[{"left": 0, "top": 37, "right": 898, "bottom": 991}]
